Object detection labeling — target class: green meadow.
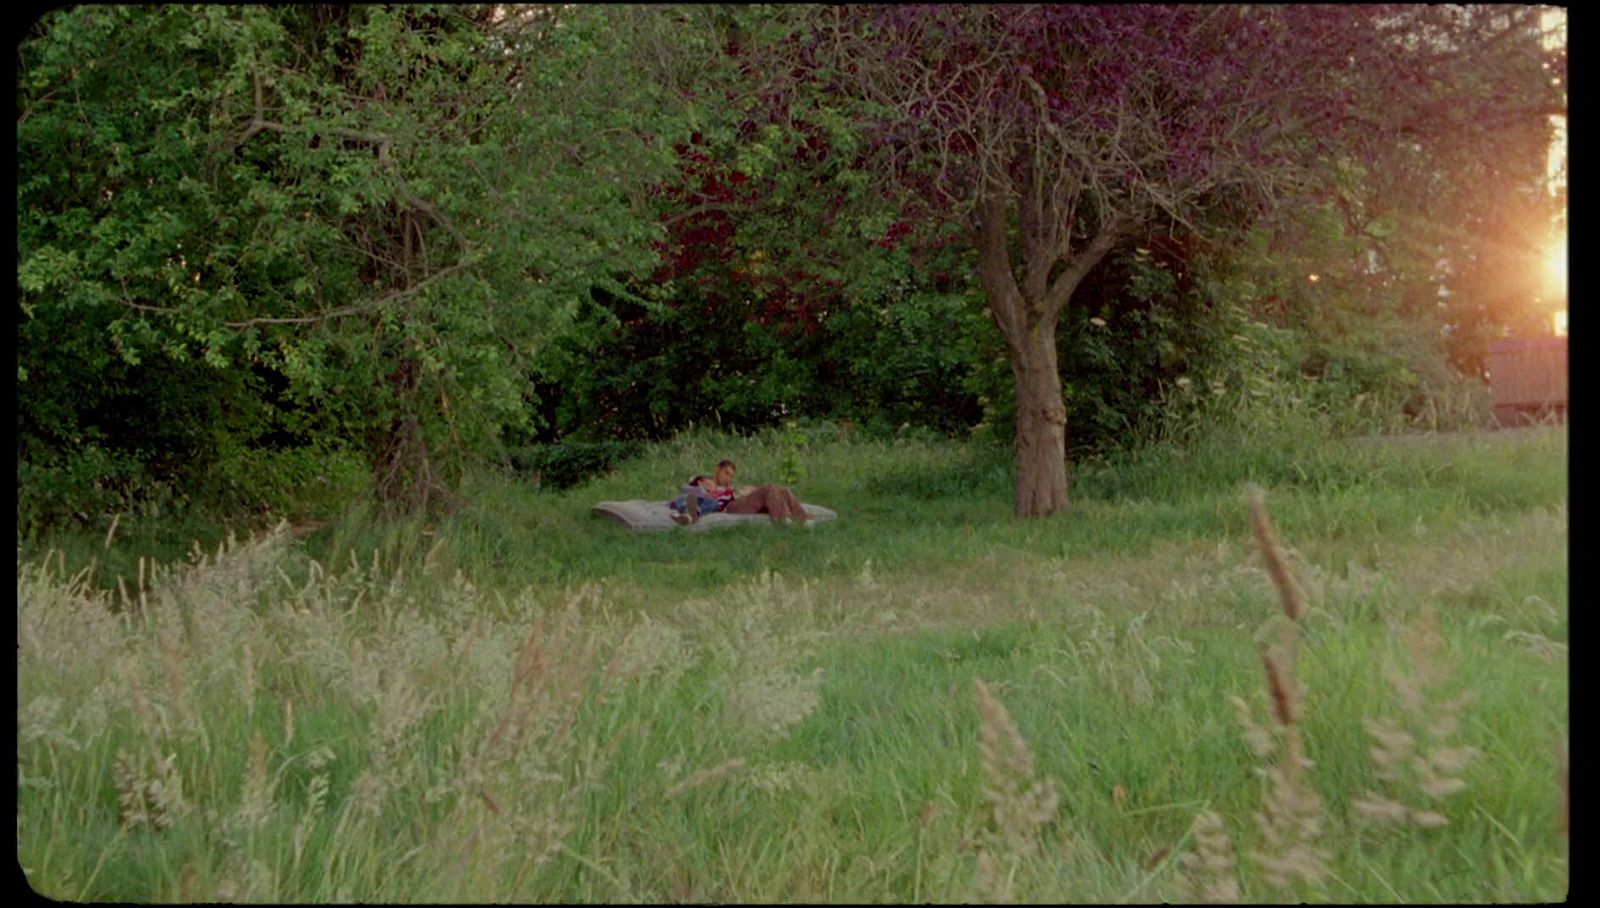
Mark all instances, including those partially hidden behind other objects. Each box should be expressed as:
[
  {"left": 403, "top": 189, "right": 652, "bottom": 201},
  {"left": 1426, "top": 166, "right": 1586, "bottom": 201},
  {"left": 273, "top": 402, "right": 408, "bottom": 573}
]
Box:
[
  {"left": 19, "top": 7, "right": 1567, "bottom": 904},
  {"left": 18, "top": 423, "right": 1567, "bottom": 902}
]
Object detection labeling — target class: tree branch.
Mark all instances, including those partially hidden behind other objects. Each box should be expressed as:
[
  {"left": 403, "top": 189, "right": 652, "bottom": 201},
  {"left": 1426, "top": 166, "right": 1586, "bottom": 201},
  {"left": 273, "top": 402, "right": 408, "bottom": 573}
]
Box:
[
  {"left": 1042, "top": 214, "right": 1128, "bottom": 321},
  {"left": 116, "top": 261, "right": 471, "bottom": 330},
  {"left": 226, "top": 66, "right": 469, "bottom": 251},
  {"left": 974, "top": 184, "right": 1024, "bottom": 354},
  {"left": 658, "top": 200, "right": 747, "bottom": 227}
]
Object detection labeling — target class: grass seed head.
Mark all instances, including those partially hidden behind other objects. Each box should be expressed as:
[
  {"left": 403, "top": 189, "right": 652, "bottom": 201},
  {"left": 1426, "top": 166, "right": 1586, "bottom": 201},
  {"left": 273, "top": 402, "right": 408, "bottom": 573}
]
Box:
[
  {"left": 1180, "top": 810, "right": 1241, "bottom": 904},
  {"left": 664, "top": 758, "right": 748, "bottom": 800},
  {"left": 239, "top": 730, "right": 274, "bottom": 829},
  {"left": 1247, "top": 486, "right": 1304, "bottom": 622},
  {"left": 973, "top": 678, "right": 1060, "bottom": 858},
  {"left": 1261, "top": 650, "right": 1297, "bottom": 727},
  {"left": 1357, "top": 612, "right": 1478, "bottom": 829}
]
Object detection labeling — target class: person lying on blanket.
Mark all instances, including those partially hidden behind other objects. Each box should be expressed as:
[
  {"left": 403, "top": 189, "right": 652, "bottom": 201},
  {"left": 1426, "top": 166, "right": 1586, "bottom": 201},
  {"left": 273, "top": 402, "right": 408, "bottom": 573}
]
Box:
[
  {"left": 669, "top": 459, "right": 810, "bottom": 525},
  {"left": 669, "top": 472, "right": 732, "bottom": 520}
]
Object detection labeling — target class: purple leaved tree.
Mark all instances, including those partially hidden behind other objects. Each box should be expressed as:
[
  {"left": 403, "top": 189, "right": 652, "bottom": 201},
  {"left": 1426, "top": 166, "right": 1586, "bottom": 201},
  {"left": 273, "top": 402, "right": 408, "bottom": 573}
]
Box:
[{"left": 759, "top": 4, "right": 1561, "bottom": 516}]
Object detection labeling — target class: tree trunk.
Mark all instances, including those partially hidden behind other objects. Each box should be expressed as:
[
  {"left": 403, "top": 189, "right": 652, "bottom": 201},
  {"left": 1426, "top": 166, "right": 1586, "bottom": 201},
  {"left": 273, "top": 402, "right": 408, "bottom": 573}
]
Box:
[
  {"left": 370, "top": 206, "right": 458, "bottom": 519},
  {"left": 973, "top": 179, "right": 1123, "bottom": 519},
  {"left": 1011, "top": 325, "right": 1069, "bottom": 516}
]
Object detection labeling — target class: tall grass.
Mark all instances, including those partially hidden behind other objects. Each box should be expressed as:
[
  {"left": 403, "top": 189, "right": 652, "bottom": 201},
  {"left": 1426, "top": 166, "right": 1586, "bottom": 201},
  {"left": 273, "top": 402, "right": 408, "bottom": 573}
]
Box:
[{"left": 18, "top": 424, "right": 1566, "bottom": 901}]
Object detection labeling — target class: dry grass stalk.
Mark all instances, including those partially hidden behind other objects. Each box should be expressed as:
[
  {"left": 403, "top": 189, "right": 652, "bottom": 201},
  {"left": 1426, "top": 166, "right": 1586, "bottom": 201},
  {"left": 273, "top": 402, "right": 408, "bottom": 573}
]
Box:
[
  {"left": 1179, "top": 810, "right": 1241, "bottom": 903},
  {"left": 1247, "top": 485, "right": 1303, "bottom": 622},
  {"left": 430, "top": 592, "right": 608, "bottom": 896},
  {"left": 1230, "top": 695, "right": 1275, "bottom": 760},
  {"left": 1249, "top": 754, "right": 1327, "bottom": 889},
  {"left": 664, "top": 758, "right": 748, "bottom": 800},
  {"left": 124, "top": 662, "right": 160, "bottom": 737},
  {"left": 423, "top": 534, "right": 447, "bottom": 573},
  {"left": 115, "top": 750, "right": 152, "bottom": 830},
  {"left": 973, "top": 678, "right": 1061, "bottom": 856},
  {"left": 600, "top": 618, "right": 690, "bottom": 693},
  {"left": 969, "top": 678, "right": 1061, "bottom": 904},
  {"left": 1239, "top": 489, "right": 1329, "bottom": 892},
  {"left": 240, "top": 643, "right": 256, "bottom": 718},
  {"left": 484, "top": 596, "right": 599, "bottom": 766},
  {"left": 1246, "top": 659, "right": 1326, "bottom": 890},
  {"left": 598, "top": 625, "right": 632, "bottom": 691},
  {"left": 974, "top": 849, "right": 1015, "bottom": 904},
  {"left": 482, "top": 616, "right": 546, "bottom": 756},
  {"left": 693, "top": 580, "right": 824, "bottom": 744},
  {"left": 1353, "top": 608, "right": 1478, "bottom": 829},
  {"left": 1261, "top": 650, "right": 1296, "bottom": 728},
  {"left": 1502, "top": 628, "right": 1566, "bottom": 663},
  {"left": 238, "top": 730, "right": 274, "bottom": 829},
  {"left": 115, "top": 749, "right": 189, "bottom": 831}
]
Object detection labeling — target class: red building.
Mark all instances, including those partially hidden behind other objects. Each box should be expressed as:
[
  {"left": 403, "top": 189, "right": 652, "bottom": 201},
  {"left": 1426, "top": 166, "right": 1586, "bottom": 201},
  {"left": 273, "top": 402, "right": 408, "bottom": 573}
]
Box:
[{"left": 1487, "top": 336, "right": 1568, "bottom": 427}]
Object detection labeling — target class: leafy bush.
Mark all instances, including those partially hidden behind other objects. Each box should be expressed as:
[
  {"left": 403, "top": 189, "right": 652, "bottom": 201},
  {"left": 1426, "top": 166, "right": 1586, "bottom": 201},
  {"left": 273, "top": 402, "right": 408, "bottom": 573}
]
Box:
[
  {"left": 192, "top": 443, "right": 369, "bottom": 522},
  {"left": 507, "top": 441, "right": 646, "bottom": 491},
  {"left": 533, "top": 271, "right": 990, "bottom": 445},
  {"left": 16, "top": 446, "right": 171, "bottom": 536},
  {"left": 966, "top": 236, "right": 1275, "bottom": 460},
  {"left": 820, "top": 285, "right": 988, "bottom": 437}
]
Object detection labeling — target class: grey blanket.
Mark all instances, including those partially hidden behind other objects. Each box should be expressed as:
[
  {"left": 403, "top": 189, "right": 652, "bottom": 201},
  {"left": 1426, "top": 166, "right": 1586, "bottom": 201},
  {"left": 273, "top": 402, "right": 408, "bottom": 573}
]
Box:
[{"left": 592, "top": 499, "right": 838, "bottom": 532}]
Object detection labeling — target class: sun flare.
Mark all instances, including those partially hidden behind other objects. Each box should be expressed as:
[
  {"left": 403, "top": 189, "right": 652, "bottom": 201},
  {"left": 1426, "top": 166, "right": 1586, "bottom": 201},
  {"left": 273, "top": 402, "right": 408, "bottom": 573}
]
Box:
[{"left": 1545, "top": 240, "right": 1568, "bottom": 292}]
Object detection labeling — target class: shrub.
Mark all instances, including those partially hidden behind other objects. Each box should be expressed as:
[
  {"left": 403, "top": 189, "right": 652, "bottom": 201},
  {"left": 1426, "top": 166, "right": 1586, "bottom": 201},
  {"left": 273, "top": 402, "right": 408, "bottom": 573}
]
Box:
[
  {"left": 192, "top": 443, "right": 369, "bottom": 522},
  {"left": 16, "top": 445, "right": 167, "bottom": 536},
  {"left": 507, "top": 440, "right": 646, "bottom": 491}
]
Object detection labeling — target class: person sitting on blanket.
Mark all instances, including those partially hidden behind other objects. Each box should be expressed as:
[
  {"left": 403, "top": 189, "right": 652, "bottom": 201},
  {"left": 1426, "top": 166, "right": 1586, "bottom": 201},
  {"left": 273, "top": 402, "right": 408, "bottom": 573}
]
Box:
[
  {"left": 669, "top": 459, "right": 810, "bottom": 525},
  {"left": 670, "top": 473, "right": 732, "bottom": 520}
]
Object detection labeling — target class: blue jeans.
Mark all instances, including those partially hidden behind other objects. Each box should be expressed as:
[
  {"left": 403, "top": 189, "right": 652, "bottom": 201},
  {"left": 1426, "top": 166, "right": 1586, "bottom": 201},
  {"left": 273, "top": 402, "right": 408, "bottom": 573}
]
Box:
[{"left": 670, "top": 492, "right": 721, "bottom": 514}]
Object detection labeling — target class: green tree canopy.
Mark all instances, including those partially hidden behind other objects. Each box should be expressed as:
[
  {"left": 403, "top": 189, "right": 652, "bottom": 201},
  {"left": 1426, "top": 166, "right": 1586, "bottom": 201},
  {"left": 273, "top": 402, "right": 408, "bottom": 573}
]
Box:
[{"left": 18, "top": 4, "right": 706, "bottom": 516}]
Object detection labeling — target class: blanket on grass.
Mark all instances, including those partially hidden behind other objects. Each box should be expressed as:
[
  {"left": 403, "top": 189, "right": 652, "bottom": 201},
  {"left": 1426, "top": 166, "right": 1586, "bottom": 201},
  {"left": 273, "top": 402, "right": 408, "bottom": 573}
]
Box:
[{"left": 592, "top": 499, "right": 837, "bottom": 532}]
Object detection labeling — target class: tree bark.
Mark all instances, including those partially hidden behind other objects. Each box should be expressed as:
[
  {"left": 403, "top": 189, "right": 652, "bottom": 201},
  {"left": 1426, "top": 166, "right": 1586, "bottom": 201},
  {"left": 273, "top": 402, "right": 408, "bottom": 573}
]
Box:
[
  {"left": 975, "top": 180, "right": 1125, "bottom": 518},
  {"left": 975, "top": 187, "right": 1070, "bottom": 517},
  {"left": 1011, "top": 324, "right": 1069, "bottom": 516}
]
